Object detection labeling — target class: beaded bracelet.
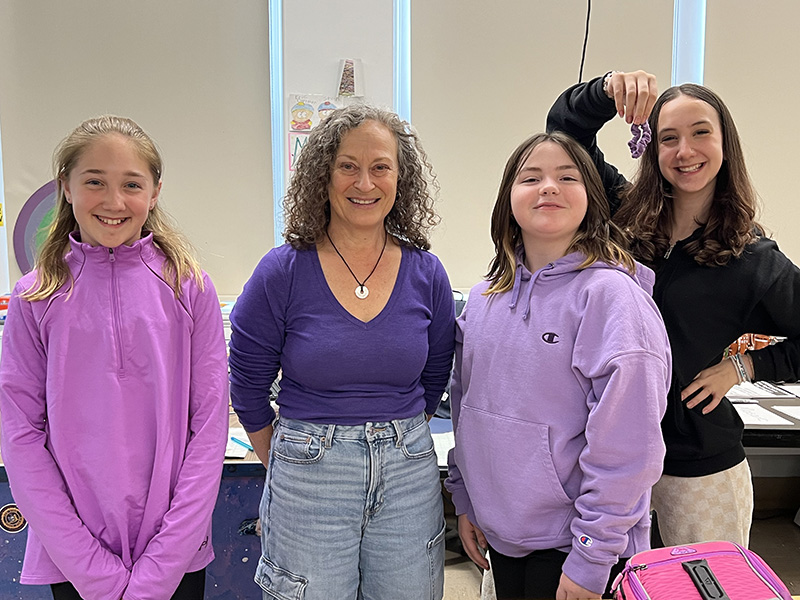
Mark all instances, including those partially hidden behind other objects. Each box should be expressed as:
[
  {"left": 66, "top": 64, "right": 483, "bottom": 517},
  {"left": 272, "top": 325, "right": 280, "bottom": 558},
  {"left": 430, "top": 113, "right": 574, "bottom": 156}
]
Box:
[
  {"left": 602, "top": 71, "right": 622, "bottom": 97},
  {"left": 729, "top": 353, "right": 751, "bottom": 384}
]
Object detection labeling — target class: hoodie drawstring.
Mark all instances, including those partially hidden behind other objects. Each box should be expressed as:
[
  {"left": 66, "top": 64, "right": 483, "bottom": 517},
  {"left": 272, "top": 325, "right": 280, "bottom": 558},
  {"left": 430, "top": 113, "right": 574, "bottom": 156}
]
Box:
[
  {"left": 508, "top": 267, "right": 524, "bottom": 310},
  {"left": 509, "top": 266, "right": 536, "bottom": 321}
]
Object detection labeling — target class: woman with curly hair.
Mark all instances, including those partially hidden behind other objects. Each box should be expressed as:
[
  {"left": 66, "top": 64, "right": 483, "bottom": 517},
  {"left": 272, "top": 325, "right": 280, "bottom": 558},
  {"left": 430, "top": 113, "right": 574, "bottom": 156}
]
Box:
[
  {"left": 228, "top": 104, "right": 455, "bottom": 600},
  {"left": 547, "top": 71, "right": 800, "bottom": 550}
]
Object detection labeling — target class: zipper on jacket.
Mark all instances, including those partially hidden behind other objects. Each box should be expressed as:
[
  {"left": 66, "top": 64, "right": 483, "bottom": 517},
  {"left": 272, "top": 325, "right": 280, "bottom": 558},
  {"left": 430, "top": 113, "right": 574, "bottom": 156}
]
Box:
[{"left": 109, "top": 248, "right": 126, "bottom": 376}]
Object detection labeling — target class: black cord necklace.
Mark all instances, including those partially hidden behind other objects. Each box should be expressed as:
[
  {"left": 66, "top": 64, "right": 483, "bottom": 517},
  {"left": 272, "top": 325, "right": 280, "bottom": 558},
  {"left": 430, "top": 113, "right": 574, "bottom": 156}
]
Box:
[{"left": 326, "top": 229, "right": 388, "bottom": 300}]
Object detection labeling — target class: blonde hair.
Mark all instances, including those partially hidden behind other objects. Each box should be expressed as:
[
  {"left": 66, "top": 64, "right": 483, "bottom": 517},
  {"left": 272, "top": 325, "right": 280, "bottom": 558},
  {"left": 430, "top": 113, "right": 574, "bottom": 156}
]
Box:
[
  {"left": 23, "top": 115, "right": 202, "bottom": 301},
  {"left": 486, "top": 132, "right": 635, "bottom": 294}
]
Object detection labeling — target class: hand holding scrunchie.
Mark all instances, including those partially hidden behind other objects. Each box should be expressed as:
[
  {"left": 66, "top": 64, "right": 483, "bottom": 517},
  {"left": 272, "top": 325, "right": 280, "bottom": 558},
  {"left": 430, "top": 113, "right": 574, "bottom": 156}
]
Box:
[{"left": 603, "top": 70, "right": 658, "bottom": 123}]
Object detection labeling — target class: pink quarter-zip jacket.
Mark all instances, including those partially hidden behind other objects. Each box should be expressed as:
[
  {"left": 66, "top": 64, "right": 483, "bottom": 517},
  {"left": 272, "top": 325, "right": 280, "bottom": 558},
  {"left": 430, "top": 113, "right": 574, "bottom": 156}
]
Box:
[{"left": 0, "top": 233, "right": 229, "bottom": 600}]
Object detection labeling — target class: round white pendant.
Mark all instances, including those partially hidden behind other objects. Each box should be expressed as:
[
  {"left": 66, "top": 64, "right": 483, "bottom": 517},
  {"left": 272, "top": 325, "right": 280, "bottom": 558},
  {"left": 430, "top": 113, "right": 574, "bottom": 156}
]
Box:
[{"left": 355, "top": 285, "right": 369, "bottom": 299}]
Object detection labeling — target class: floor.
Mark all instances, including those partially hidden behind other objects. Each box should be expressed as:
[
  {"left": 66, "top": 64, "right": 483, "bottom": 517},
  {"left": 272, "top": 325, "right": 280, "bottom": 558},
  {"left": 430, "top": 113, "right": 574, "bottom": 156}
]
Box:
[
  {"left": 442, "top": 507, "right": 800, "bottom": 599},
  {"left": 750, "top": 510, "right": 800, "bottom": 593}
]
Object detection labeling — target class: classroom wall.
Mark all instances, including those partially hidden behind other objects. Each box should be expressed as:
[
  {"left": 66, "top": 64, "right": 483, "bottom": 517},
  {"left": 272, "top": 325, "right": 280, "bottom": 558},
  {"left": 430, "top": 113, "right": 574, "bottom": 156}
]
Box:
[
  {"left": 1, "top": 1, "right": 798, "bottom": 296},
  {"left": 0, "top": 0, "right": 272, "bottom": 297},
  {"left": 283, "top": 1, "right": 394, "bottom": 108},
  {"left": 412, "top": 0, "right": 672, "bottom": 289},
  {"left": 705, "top": 0, "right": 800, "bottom": 264}
]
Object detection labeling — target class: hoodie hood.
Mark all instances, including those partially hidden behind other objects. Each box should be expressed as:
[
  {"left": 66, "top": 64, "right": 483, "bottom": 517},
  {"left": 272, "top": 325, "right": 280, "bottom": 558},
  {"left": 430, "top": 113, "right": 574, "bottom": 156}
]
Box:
[{"left": 510, "top": 246, "right": 655, "bottom": 320}]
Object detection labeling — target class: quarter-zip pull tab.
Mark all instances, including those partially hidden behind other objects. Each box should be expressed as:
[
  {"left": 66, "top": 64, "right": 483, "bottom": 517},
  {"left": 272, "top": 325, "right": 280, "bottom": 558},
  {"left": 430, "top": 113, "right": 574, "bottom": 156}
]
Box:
[
  {"left": 108, "top": 248, "right": 116, "bottom": 262},
  {"left": 664, "top": 243, "right": 675, "bottom": 259}
]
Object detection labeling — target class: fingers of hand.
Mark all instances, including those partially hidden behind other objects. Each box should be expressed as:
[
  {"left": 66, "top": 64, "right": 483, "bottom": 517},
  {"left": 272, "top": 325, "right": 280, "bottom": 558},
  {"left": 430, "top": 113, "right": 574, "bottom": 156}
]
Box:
[
  {"left": 475, "top": 527, "right": 487, "bottom": 549},
  {"left": 683, "top": 376, "right": 712, "bottom": 408},
  {"left": 681, "top": 378, "right": 702, "bottom": 402},
  {"left": 702, "top": 394, "right": 724, "bottom": 414},
  {"left": 556, "top": 574, "right": 602, "bottom": 599},
  {"left": 458, "top": 519, "right": 489, "bottom": 569},
  {"left": 464, "top": 538, "right": 489, "bottom": 570},
  {"left": 631, "top": 71, "right": 657, "bottom": 123},
  {"left": 686, "top": 392, "right": 712, "bottom": 410},
  {"left": 682, "top": 363, "right": 733, "bottom": 412},
  {"left": 612, "top": 71, "right": 657, "bottom": 124}
]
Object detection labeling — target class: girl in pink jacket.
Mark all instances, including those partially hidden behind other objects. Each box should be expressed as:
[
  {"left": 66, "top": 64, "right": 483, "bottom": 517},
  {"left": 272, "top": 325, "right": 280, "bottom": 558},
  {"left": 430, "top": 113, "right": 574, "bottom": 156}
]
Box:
[{"left": 0, "top": 116, "right": 229, "bottom": 600}]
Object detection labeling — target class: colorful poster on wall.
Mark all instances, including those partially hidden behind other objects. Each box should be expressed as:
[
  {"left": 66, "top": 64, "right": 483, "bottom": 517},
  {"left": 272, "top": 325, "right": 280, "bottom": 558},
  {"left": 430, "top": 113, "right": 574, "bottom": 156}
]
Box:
[
  {"left": 286, "top": 94, "right": 360, "bottom": 173},
  {"left": 13, "top": 180, "right": 58, "bottom": 273}
]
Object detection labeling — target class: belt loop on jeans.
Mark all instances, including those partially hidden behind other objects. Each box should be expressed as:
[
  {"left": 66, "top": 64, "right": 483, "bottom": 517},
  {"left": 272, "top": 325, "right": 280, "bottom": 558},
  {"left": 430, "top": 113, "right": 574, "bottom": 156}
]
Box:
[
  {"left": 323, "top": 424, "right": 335, "bottom": 448},
  {"left": 391, "top": 418, "right": 404, "bottom": 448}
]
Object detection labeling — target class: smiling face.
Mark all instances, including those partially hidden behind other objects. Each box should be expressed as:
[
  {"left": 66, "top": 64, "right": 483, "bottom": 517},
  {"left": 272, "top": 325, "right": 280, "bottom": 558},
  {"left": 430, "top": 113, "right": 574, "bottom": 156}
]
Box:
[
  {"left": 656, "top": 94, "right": 724, "bottom": 206},
  {"left": 327, "top": 120, "right": 398, "bottom": 234},
  {"left": 63, "top": 133, "right": 160, "bottom": 248},
  {"left": 510, "top": 141, "right": 587, "bottom": 257}
]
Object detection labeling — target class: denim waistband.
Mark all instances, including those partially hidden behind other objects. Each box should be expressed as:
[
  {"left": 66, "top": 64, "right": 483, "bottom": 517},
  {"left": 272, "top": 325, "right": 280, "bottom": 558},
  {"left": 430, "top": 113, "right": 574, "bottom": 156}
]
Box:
[{"left": 276, "top": 412, "right": 427, "bottom": 448}]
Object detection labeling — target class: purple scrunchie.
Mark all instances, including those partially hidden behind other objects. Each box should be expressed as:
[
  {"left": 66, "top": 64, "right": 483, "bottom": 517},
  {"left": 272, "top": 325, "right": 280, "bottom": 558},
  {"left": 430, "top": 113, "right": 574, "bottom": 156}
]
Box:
[{"left": 628, "top": 122, "right": 652, "bottom": 158}]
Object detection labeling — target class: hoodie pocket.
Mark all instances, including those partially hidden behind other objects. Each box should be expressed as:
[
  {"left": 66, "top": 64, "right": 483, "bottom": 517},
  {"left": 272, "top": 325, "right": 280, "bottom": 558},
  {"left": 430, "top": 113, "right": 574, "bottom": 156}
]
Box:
[{"left": 456, "top": 405, "right": 574, "bottom": 546}]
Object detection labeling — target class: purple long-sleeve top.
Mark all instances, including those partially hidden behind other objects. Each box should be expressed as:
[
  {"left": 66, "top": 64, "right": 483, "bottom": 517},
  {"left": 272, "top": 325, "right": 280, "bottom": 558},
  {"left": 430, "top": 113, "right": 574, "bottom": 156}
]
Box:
[
  {"left": 229, "top": 242, "right": 455, "bottom": 429},
  {"left": 0, "top": 234, "right": 229, "bottom": 600}
]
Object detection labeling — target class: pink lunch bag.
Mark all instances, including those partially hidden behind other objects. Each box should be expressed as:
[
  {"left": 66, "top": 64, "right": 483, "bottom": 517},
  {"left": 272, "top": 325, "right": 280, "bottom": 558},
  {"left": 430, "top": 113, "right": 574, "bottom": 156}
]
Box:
[{"left": 611, "top": 541, "right": 792, "bottom": 600}]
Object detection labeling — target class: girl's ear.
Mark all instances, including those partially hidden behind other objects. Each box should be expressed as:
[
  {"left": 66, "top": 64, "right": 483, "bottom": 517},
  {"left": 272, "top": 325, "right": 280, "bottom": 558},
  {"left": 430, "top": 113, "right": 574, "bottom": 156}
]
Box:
[
  {"left": 149, "top": 181, "right": 162, "bottom": 210},
  {"left": 62, "top": 177, "right": 72, "bottom": 204}
]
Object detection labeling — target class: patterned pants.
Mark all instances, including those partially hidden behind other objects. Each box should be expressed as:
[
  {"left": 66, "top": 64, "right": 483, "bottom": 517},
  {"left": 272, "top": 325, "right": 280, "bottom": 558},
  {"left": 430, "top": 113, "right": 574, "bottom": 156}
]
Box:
[{"left": 651, "top": 459, "right": 753, "bottom": 547}]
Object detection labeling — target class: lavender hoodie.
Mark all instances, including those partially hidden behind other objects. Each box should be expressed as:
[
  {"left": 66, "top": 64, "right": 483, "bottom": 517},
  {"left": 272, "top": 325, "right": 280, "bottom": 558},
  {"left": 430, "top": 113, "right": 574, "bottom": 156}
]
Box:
[
  {"left": 0, "top": 234, "right": 229, "bottom": 600},
  {"left": 445, "top": 251, "right": 670, "bottom": 594}
]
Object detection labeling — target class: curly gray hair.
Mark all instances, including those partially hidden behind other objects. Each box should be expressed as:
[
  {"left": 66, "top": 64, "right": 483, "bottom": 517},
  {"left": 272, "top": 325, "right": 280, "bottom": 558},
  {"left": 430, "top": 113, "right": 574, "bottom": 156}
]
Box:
[{"left": 283, "top": 104, "right": 439, "bottom": 250}]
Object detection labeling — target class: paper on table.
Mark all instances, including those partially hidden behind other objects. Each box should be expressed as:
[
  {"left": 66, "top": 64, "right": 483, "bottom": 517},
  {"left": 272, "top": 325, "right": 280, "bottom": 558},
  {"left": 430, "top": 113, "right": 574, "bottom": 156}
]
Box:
[
  {"left": 726, "top": 381, "right": 796, "bottom": 400},
  {"left": 432, "top": 431, "right": 454, "bottom": 468},
  {"left": 225, "top": 426, "right": 250, "bottom": 458},
  {"left": 771, "top": 405, "right": 800, "bottom": 421},
  {"left": 225, "top": 439, "right": 248, "bottom": 459},
  {"left": 734, "top": 404, "right": 794, "bottom": 426}
]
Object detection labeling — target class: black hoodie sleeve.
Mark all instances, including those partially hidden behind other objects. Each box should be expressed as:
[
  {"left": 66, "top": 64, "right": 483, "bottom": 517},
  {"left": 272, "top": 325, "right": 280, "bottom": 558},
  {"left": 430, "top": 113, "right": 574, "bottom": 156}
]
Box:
[
  {"left": 546, "top": 75, "right": 630, "bottom": 216},
  {"left": 748, "top": 243, "right": 800, "bottom": 384}
]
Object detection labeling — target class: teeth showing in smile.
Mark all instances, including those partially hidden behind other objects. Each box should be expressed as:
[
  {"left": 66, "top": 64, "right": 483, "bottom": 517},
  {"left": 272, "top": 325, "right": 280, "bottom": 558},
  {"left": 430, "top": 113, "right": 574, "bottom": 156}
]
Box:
[
  {"left": 349, "top": 198, "right": 378, "bottom": 205},
  {"left": 97, "top": 216, "right": 126, "bottom": 225},
  {"left": 678, "top": 164, "right": 703, "bottom": 173}
]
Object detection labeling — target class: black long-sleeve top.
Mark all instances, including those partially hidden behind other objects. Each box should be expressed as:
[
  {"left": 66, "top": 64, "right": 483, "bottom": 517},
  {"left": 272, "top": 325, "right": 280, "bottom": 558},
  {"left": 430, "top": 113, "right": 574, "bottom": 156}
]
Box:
[{"left": 547, "top": 76, "right": 800, "bottom": 476}]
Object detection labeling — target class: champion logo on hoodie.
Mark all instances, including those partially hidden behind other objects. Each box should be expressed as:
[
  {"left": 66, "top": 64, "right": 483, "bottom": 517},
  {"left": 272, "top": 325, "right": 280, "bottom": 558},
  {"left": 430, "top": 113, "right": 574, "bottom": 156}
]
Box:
[{"left": 542, "top": 332, "right": 559, "bottom": 344}]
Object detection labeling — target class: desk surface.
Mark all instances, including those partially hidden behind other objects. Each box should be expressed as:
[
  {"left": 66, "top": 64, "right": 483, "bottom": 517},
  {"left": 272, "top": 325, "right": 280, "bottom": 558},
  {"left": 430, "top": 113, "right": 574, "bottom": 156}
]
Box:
[
  {"left": 739, "top": 398, "right": 800, "bottom": 448},
  {"left": 733, "top": 383, "right": 800, "bottom": 448}
]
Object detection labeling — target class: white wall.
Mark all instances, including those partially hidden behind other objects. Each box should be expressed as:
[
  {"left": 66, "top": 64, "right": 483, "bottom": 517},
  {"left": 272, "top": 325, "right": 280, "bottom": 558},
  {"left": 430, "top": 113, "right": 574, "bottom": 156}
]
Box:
[
  {"left": 705, "top": 0, "right": 800, "bottom": 264},
  {"left": 0, "top": 0, "right": 272, "bottom": 297},
  {"left": 283, "top": 0, "right": 394, "bottom": 107},
  {"left": 411, "top": 0, "right": 673, "bottom": 289}
]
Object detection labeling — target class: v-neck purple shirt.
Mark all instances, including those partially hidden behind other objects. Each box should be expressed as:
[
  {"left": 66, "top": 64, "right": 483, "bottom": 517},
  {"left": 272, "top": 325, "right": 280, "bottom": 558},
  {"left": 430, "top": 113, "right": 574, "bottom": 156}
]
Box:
[{"left": 229, "top": 243, "right": 456, "bottom": 429}]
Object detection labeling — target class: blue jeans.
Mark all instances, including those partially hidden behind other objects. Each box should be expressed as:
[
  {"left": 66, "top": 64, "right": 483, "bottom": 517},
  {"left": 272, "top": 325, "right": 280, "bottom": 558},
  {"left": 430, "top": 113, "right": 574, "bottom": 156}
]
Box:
[{"left": 255, "top": 413, "right": 445, "bottom": 600}]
